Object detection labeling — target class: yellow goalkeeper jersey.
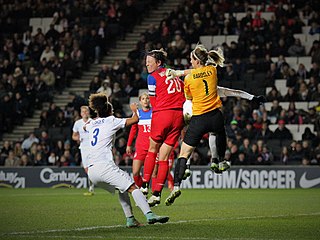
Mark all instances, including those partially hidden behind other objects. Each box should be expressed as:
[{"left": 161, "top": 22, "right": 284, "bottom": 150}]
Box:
[{"left": 184, "top": 65, "right": 222, "bottom": 115}]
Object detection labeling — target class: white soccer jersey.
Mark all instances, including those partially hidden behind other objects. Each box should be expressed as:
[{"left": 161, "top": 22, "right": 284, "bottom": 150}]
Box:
[
  {"left": 86, "top": 116, "right": 126, "bottom": 165},
  {"left": 72, "top": 118, "right": 92, "bottom": 149}
]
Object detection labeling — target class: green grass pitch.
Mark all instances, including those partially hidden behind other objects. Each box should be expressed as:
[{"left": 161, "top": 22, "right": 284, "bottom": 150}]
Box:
[{"left": 0, "top": 188, "right": 319, "bottom": 240}]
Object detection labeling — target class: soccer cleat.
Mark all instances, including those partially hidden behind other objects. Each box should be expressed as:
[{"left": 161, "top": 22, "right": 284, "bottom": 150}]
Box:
[
  {"left": 147, "top": 195, "right": 161, "bottom": 207},
  {"left": 165, "top": 187, "right": 181, "bottom": 206},
  {"left": 219, "top": 160, "right": 231, "bottom": 171},
  {"left": 182, "top": 167, "right": 192, "bottom": 180},
  {"left": 210, "top": 162, "right": 222, "bottom": 174},
  {"left": 83, "top": 192, "right": 94, "bottom": 196},
  {"left": 126, "top": 217, "right": 143, "bottom": 228},
  {"left": 145, "top": 212, "right": 169, "bottom": 224},
  {"left": 140, "top": 186, "right": 148, "bottom": 196}
]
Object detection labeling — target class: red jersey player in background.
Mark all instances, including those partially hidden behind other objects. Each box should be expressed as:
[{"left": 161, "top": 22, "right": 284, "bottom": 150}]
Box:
[
  {"left": 126, "top": 92, "right": 174, "bottom": 191},
  {"left": 141, "top": 49, "right": 185, "bottom": 207}
]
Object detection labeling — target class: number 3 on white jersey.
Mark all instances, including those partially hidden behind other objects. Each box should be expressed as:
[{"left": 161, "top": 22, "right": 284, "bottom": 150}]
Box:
[{"left": 165, "top": 77, "right": 182, "bottom": 94}]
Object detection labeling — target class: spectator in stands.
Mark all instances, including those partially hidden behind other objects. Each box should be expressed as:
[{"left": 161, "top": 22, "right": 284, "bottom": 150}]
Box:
[
  {"left": 290, "top": 141, "right": 305, "bottom": 164},
  {"left": 288, "top": 38, "right": 306, "bottom": 57},
  {"left": 19, "top": 153, "right": 32, "bottom": 166},
  {"left": 226, "top": 120, "right": 241, "bottom": 141},
  {"left": 309, "top": 21, "right": 320, "bottom": 35},
  {"left": 21, "top": 132, "right": 39, "bottom": 151},
  {"left": 269, "top": 99, "right": 283, "bottom": 119},
  {"left": 298, "top": 81, "right": 311, "bottom": 101},
  {"left": 0, "top": 141, "right": 12, "bottom": 165},
  {"left": 40, "top": 45, "right": 55, "bottom": 62},
  {"left": 284, "top": 87, "right": 299, "bottom": 102},
  {"left": 266, "top": 87, "right": 282, "bottom": 102},
  {"left": 4, "top": 150, "right": 20, "bottom": 167},
  {"left": 96, "top": 78, "right": 112, "bottom": 98},
  {"left": 273, "top": 119, "right": 293, "bottom": 140},
  {"left": 89, "top": 75, "right": 102, "bottom": 93},
  {"left": 302, "top": 127, "right": 316, "bottom": 142},
  {"left": 40, "top": 67, "right": 55, "bottom": 92},
  {"left": 256, "top": 122, "right": 273, "bottom": 141},
  {"left": 68, "top": 92, "right": 87, "bottom": 113}
]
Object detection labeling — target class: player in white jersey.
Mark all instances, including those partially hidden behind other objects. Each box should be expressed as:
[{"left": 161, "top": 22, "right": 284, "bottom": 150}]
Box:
[
  {"left": 182, "top": 86, "right": 266, "bottom": 177},
  {"left": 72, "top": 106, "right": 95, "bottom": 195},
  {"left": 85, "top": 93, "right": 169, "bottom": 227}
]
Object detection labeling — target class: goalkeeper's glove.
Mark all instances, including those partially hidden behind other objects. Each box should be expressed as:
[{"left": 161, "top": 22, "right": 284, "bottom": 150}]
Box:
[
  {"left": 165, "top": 69, "right": 184, "bottom": 80},
  {"left": 251, "top": 95, "right": 267, "bottom": 109}
]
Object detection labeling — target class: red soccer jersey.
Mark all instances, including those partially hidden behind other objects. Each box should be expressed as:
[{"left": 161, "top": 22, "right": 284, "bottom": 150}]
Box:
[
  {"left": 127, "top": 108, "right": 152, "bottom": 152},
  {"left": 148, "top": 67, "right": 185, "bottom": 112}
]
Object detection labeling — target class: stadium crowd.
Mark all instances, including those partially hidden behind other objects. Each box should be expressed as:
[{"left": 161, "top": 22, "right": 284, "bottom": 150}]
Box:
[{"left": 1, "top": 0, "right": 320, "bottom": 168}]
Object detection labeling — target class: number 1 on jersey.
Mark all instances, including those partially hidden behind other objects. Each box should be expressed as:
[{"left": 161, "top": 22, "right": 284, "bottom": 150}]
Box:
[{"left": 202, "top": 80, "right": 209, "bottom": 95}]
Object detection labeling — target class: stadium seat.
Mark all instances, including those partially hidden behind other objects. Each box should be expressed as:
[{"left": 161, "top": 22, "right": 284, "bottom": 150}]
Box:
[
  {"left": 279, "top": 102, "right": 289, "bottom": 110},
  {"left": 226, "top": 35, "right": 238, "bottom": 45},
  {"left": 261, "top": 12, "right": 274, "bottom": 21},
  {"left": 275, "top": 79, "right": 288, "bottom": 96},
  {"left": 306, "top": 33, "right": 320, "bottom": 42},
  {"left": 268, "top": 124, "right": 278, "bottom": 132},
  {"left": 299, "top": 124, "right": 315, "bottom": 133},
  {"left": 129, "top": 97, "right": 139, "bottom": 104},
  {"left": 293, "top": 34, "right": 306, "bottom": 42},
  {"left": 302, "top": 26, "right": 311, "bottom": 34},
  {"left": 29, "top": 18, "right": 41, "bottom": 26},
  {"left": 235, "top": 12, "right": 246, "bottom": 21},
  {"left": 42, "top": 17, "right": 53, "bottom": 28},
  {"left": 199, "top": 36, "right": 214, "bottom": 50},
  {"left": 263, "top": 102, "right": 272, "bottom": 111},
  {"left": 285, "top": 56, "right": 298, "bottom": 66},
  {"left": 308, "top": 101, "right": 319, "bottom": 108},
  {"left": 286, "top": 124, "right": 299, "bottom": 133},
  {"left": 298, "top": 56, "right": 312, "bottom": 70},
  {"left": 291, "top": 130, "right": 303, "bottom": 141},
  {"left": 294, "top": 102, "right": 308, "bottom": 110},
  {"left": 212, "top": 35, "right": 226, "bottom": 46}
]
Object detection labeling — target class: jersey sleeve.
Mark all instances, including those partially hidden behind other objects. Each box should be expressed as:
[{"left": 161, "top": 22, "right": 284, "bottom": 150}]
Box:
[
  {"left": 111, "top": 116, "right": 126, "bottom": 131},
  {"left": 184, "top": 74, "right": 192, "bottom": 100},
  {"left": 217, "top": 86, "right": 254, "bottom": 100},
  {"left": 72, "top": 121, "right": 78, "bottom": 133},
  {"left": 147, "top": 74, "right": 156, "bottom": 97},
  {"left": 127, "top": 123, "right": 138, "bottom": 146}
]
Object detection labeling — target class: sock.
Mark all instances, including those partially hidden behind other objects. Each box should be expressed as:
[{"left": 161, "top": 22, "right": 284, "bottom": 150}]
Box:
[
  {"left": 167, "top": 171, "right": 174, "bottom": 188},
  {"left": 88, "top": 179, "right": 94, "bottom": 192},
  {"left": 209, "top": 134, "right": 218, "bottom": 159},
  {"left": 151, "top": 176, "right": 157, "bottom": 193},
  {"left": 142, "top": 152, "right": 157, "bottom": 183},
  {"left": 133, "top": 175, "right": 143, "bottom": 188},
  {"left": 154, "top": 161, "right": 169, "bottom": 192},
  {"left": 132, "top": 189, "right": 151, "bottom": 215},
  {"left": 118, "top": 192, "right": 133, "bottom": 218},
  {"left": 174, "top": 157, "right": 187, "bottom": 186}
]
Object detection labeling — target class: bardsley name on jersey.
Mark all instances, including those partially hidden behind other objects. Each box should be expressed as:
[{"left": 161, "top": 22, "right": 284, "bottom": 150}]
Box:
[{"left": 193, "top": 70, "right": 213, "bottom": 79}]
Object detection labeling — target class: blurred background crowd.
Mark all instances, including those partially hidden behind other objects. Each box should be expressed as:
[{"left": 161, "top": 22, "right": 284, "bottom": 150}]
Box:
[{"left": 1, "top": 0, "right": 320, "bottom": 168}]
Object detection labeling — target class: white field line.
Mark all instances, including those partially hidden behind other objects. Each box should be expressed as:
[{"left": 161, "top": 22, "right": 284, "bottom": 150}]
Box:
[{"left": 3, "top": 212, "right": 320, "bottom": 237}]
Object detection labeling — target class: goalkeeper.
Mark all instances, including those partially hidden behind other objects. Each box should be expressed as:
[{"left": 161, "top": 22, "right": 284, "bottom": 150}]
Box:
[{"left": 182, "top": 88, "right": 266, "bottom": 179}]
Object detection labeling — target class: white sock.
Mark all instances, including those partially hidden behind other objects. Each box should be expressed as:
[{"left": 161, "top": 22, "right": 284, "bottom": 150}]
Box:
[
  {"left": 209, "top": 134, "right": 218, "bottom": 159},
  {"left": 88, "top": 178, "right": 94, "bottom": 192},
  {"left": 132, "top": 189, "right": 150, "bottom": 215},
  {"left": 118, "top": 192, "right": 133, "bottom": 218}
]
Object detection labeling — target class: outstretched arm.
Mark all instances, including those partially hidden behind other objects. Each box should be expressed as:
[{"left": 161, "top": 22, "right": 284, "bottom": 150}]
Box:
[
  {"left": 166, "top": 69, "right": 192, "bottom": 80},
  {"left": 125, "top": 103, "right": 139, "bottom": 127},
  {"left": 217, "top": 86, "right": 254, "bottom": 100},
  {"left": 217, "top": 86, "right": 266, "bottom": 108}
]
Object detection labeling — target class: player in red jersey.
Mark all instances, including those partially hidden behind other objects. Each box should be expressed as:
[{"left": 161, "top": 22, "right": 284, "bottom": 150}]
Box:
[
  {"left": 141, "top": 49, "right": 185, "bottom": 207},
  {"left": 126, "top": 92, "right": 152, "bottom": 188}
]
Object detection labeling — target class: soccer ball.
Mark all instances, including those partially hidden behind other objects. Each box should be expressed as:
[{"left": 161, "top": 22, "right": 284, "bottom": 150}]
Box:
[{"left": 183, "top": 100, "right": 192, "bottom": 124}]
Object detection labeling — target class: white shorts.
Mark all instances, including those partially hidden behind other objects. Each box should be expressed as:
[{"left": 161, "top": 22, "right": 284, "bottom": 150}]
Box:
[
  {"left": 88, "top": 162, "right": 134, "bottom": 193},
  {"left": 80, "top": 148, "right": 90, "bottom": 168}
]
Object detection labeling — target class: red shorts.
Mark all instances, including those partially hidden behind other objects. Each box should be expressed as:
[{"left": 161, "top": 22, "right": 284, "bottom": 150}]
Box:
[
  {"left": 150, "top": 110, "right": 184, "bottom": 147},
  {"left": 133, "top": 148, "right": 148, "bottom": 161}
]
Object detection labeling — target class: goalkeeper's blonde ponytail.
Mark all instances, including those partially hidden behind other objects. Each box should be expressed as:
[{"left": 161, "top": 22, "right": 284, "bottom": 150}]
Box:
[{"left": 191, "top": 44, "right": 225, "bottom": 67}]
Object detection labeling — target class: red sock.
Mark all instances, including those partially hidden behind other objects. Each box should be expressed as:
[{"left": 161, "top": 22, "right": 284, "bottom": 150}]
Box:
[
  {"left": 151, "top": 176, "right": 157, "bottom": 192},
  {"left": 133, "top": 175, "right": 143, "bottom": 188},
  {"left": 154, "top": 161, "right": 169, "bottom": 192},
  {"left": 167, "top": 171, "right": 174, "bottom": 190},
  {"left": 142, "top": 152, "right": 157, "bottom": 183}
]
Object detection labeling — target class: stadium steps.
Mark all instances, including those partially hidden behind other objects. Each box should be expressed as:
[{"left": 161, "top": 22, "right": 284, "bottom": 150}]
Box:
[
  {"left": 100, "top": 0, "right": 183, "bottom": 65},
  {"left": 0, "top": 0, "right": 182, "bottom": 147}
]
